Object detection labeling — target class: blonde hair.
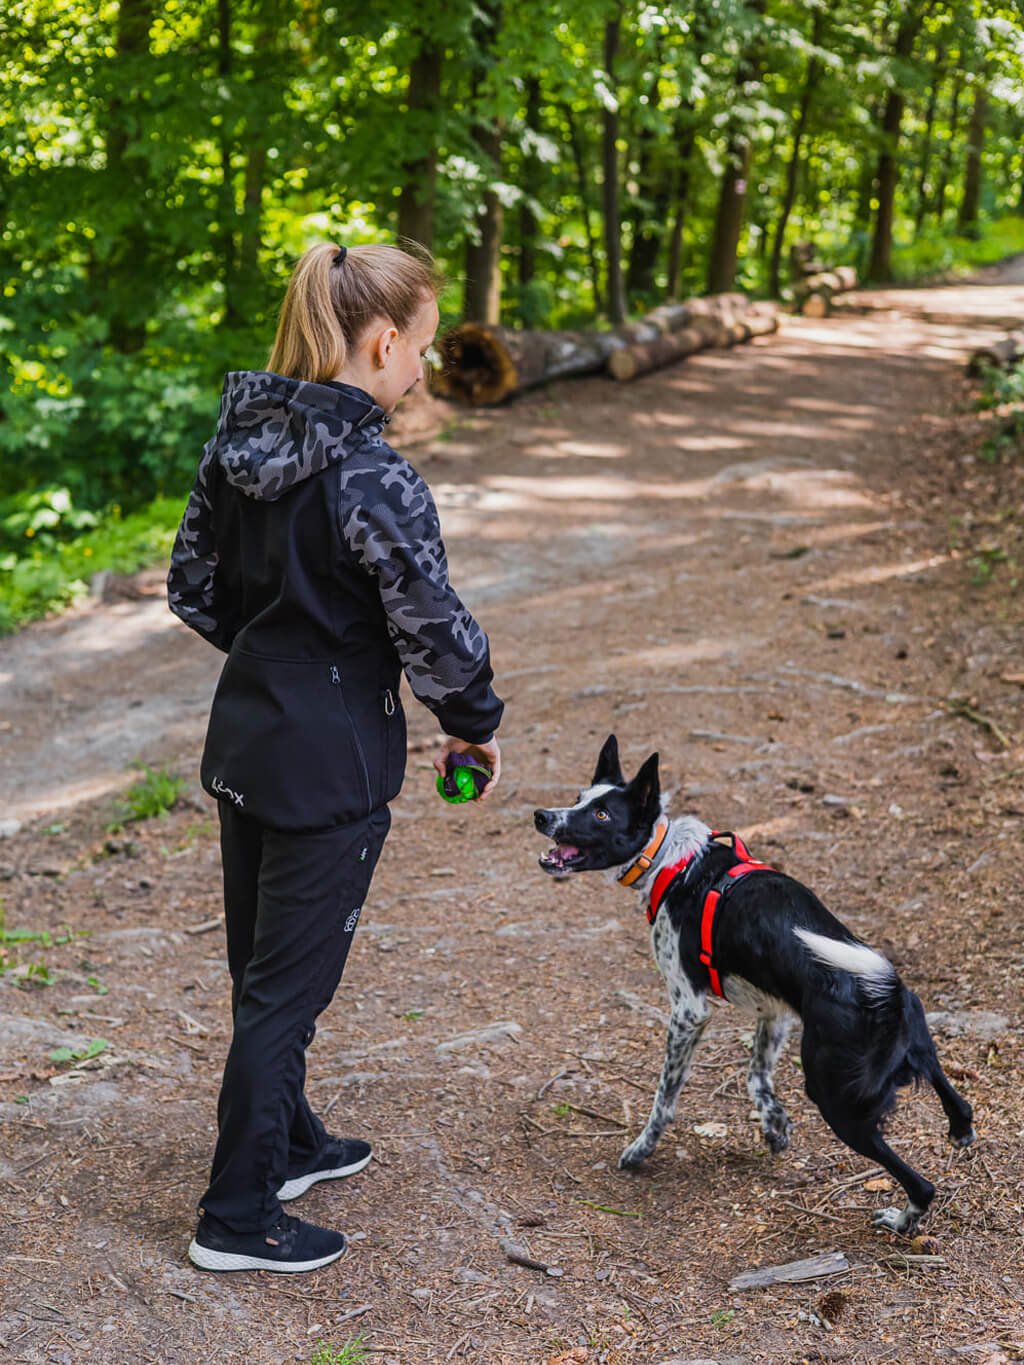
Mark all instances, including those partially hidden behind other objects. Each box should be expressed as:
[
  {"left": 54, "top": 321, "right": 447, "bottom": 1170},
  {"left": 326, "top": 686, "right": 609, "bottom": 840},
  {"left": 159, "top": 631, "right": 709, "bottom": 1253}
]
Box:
[{"left": 267, "top": 242, "right": 443, "bottom": 383}]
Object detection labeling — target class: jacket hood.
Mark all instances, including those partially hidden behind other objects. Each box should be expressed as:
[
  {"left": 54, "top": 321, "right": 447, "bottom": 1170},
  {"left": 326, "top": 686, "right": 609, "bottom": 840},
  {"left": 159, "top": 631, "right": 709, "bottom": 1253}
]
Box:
[{"left": 214, "top": 371, "right": 388, "bottom": 502}]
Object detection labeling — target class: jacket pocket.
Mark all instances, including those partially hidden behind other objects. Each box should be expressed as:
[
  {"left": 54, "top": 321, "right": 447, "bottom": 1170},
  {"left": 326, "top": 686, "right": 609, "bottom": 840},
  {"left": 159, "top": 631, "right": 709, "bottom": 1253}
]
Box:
[{"left": 201, "top": 651, "right": 372, "bottom": 830}]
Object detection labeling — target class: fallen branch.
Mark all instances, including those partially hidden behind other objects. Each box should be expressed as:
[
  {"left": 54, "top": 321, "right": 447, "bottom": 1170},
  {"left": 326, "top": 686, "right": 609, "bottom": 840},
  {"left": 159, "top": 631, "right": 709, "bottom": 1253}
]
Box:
[{"left": 500, "top": 1238, "right": 564, "bottom": 1277}]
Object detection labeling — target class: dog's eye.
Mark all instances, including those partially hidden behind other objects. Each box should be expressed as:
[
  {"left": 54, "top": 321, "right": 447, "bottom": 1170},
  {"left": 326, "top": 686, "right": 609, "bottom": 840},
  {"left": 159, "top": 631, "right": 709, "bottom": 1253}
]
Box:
[{"left": 594, "top": 808, "right": 610, "bottom": 822}]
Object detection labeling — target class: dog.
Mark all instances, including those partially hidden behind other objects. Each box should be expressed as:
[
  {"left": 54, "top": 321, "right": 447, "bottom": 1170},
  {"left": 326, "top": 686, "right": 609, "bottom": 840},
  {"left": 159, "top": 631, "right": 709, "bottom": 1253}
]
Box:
[{"left": 534, "top": 735, "right": 975, "bottom": 1235}]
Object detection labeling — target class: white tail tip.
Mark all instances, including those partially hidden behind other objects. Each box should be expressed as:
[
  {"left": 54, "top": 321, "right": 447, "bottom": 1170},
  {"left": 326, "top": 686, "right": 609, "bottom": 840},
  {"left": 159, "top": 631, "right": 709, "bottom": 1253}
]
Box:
[{"left": 794, "top": 928, "right": 895, "bottom": 996}]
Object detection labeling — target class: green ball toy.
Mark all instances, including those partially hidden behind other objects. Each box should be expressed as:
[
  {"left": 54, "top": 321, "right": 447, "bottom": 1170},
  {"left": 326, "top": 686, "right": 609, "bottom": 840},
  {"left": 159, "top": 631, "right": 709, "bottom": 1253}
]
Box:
[{"left": 436, "top": 753, "right": 492, "bottom": 804}]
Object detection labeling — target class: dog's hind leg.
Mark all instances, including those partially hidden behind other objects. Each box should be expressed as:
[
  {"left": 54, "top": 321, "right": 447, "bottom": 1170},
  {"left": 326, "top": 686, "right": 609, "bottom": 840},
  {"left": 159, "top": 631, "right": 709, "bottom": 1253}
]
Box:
[
  {"left": 906, "top": 993, "right": 976, "bottom": 1145},
  {"left": 930, "top": 1063, "right": 975, "bottom": 1146},
  {"left": 619, "top": 1003, "right": 710, "bottom": 1169},
  {"left": 748, "top": 1013, "right": 793, "bottom": 1154},
  {"left": 819, "top": 1107, "right": 935, "bottom": 1235}
]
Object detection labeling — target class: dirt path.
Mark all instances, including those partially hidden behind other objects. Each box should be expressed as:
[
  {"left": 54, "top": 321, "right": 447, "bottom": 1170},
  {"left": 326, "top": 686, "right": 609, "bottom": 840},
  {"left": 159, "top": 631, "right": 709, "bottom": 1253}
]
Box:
[{"left": 1, "top": 269, "right": 1022, "bottom": 1365}]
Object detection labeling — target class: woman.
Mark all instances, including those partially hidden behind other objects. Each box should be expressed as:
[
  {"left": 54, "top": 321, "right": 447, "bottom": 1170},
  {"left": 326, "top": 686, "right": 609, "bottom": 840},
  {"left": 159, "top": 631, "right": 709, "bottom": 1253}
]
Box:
[{"left": 167, "top": 242, "right": 503, "bottom": 1273}]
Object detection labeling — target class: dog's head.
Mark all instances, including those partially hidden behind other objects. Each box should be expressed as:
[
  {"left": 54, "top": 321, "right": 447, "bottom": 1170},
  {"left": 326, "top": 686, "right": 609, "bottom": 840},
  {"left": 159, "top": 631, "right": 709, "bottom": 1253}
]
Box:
[{"left": 534, "top": 734, "right": 661, "bottom": 875}]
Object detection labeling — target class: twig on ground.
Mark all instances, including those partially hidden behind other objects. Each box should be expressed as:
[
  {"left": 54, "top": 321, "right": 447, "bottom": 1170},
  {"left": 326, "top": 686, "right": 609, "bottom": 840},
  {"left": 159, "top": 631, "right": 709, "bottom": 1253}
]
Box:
[
  {"left": 334, "top": 1303, "right": 373, "bottom": 1326},
  {"left": 537, "top": 1066, "right": 572, "bottom": 1100},
  {"left": 500, "top": 1238, "right": 563, "bottom": 1277},
  {"left": 183, "top": 916, "right": 223, "bottom": 935},
  {"left": 942, "top": 697, "right": 1013, "bottom": 748}
]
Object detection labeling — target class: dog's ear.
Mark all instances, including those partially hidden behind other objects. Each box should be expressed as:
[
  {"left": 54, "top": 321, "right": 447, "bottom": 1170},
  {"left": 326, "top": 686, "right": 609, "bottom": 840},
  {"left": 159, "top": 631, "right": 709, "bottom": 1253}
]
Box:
[
  {"left": 593, "top": 734, "right": 624, "bottom": 787},
  {"left": 630, "top": 752, "right": 661, "bottom": 824}
]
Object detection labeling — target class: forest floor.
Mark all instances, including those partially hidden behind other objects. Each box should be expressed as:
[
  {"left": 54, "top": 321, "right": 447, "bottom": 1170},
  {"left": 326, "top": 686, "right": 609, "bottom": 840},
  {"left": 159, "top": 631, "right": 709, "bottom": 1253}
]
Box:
[{"left": 1, "top": 261, "right": 1023, "bottom": 1365}]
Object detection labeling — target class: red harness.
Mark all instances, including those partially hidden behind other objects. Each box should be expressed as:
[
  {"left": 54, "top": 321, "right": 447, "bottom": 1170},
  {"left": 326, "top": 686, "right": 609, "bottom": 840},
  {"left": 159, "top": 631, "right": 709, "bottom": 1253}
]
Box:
[{"left": 647, "top": 831, "right": 774, "bottom": 999}]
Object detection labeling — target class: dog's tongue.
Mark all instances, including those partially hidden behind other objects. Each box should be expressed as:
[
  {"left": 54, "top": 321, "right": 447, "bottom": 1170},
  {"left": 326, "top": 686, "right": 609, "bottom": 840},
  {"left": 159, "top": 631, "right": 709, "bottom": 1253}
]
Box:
[{"left": 557, "top": 844, "right": 579, "bottom": 858}]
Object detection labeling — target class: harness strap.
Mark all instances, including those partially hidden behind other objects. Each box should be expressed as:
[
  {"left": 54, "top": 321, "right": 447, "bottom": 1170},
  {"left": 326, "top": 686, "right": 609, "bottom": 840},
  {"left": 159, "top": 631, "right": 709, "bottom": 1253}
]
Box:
[{"left": 646, "top": 830, "right": 774, "bottom": 998}]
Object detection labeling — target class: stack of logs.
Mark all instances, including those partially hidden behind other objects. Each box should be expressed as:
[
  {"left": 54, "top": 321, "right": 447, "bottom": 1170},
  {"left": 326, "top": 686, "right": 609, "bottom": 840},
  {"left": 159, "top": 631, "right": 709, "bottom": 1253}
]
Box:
[
  {"left": 794, "top": 266, "right": 858, "bottom": 318},
  {"left": 789, "top": 241, "right": 858, "bottom": 317},
  {"left": 433, "top": 293, "right": 779, "bottom": 405}
]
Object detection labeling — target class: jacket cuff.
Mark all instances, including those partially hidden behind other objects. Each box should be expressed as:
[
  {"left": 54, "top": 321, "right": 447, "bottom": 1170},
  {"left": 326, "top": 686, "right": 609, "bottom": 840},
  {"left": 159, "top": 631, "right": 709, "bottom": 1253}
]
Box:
[{"left": 433, "top": 662, "right": 504, "bottom": 744}]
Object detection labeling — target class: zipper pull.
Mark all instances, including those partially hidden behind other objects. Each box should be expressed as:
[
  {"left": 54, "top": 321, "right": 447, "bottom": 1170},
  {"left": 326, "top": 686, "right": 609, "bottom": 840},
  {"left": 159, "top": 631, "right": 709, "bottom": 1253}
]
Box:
[
  {"left": 383, "top": 688, "right": 395, "bottom": 716},
  {"left": 330, "top": 666, "right": 340, "bottom": 685}
]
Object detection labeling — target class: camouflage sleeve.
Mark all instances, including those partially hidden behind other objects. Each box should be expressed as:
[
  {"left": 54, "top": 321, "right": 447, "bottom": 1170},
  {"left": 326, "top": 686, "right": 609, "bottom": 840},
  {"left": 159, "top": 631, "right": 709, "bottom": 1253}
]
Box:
[
  {"left": 339, "top": 444, "right": 504, "bottom": 743},
  {"left": 166, "top": 439, "right": 236, "bottom": 652}
]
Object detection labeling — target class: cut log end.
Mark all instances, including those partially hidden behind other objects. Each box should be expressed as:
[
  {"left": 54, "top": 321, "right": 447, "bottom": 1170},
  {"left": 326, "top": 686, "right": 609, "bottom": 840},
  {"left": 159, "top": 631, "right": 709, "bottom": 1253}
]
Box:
[{"left": 435, "top": 324, "right": 519, "bottom": 404}]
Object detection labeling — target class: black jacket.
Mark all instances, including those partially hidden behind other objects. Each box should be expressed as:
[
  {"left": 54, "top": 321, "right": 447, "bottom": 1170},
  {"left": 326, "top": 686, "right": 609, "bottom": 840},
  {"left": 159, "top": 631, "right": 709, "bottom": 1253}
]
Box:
[{"left": 167, "top": 372, "right": 503, "bottom": 830}]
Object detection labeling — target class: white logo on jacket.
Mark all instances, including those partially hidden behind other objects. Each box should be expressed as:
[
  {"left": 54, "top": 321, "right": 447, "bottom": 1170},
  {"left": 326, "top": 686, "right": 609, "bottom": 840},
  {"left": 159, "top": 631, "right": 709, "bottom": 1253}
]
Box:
[{"left": 211, "top": 776, "right": 244, "bottom": 808}]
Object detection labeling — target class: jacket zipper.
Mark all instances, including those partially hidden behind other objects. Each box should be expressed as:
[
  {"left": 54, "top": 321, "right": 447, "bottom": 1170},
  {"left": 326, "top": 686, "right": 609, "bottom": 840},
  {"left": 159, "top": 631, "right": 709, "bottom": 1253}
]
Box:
[{"left": 330, "top": 664, "right": 372, "bottom": 814}]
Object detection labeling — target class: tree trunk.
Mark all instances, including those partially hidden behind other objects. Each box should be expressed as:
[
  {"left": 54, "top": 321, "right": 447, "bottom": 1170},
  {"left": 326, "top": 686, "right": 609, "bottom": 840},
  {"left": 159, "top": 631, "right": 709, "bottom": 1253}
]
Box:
[
  {"left": 238, "top": 141, "right": 266, "bottom": 287},
  {"left": 706, "top": 144, "right": 753, "bottom": 294},
  {"left": 932, "top": 67, "right": 963, "bottom": 221},
  {"left": 768, "top": 9, "right": 823, "bottom": 297},
  {"left": 518, "top": 77, "right": 542, "bottom": 291},
  {"left": 867, "top": 8, "right": 924, "bottom": 282},
  {"left": 216, "top": 0, "right": 240, "bottom": 330},
  {"left": 625, "top": 45, "right": 667, "bottom": 302},
  {"left": 602, "top": 15, "right": 627, "bottom": 324},
  {"left": 705, "top": 0, "right": 765, "bottom": 295},
  {"left": 915, "top": 47, "right": 945, "bottom": 231},
  {"left": 565, "top": 105, "right": 603, "bottom": 313},
  {"left": 957, "top": 85, "right": 987, "bottom": 233},
  {"left": 100, "top": 0, "right": 154, "bottom": 352},
  {"left": 666, "top": 123, "right": 696, "bottom": 299},
  {"left": 397, "top": 41, "right": 442, "bottom": 249},
  {"left": 463, "top": 2, "right": 504, "bottom": 323}
]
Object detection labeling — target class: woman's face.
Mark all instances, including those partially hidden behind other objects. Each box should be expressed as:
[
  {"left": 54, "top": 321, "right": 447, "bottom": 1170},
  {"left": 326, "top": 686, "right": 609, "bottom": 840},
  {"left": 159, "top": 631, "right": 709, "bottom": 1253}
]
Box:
[{"left": 370, "top": 296, "right": 439, "bottom": 414}]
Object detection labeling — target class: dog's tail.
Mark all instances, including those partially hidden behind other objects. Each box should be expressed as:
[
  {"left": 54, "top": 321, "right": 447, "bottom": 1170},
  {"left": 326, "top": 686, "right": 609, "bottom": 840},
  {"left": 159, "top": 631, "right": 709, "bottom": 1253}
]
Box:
[{"left": 793, "top": 928, "right": 897, "bottom": 1001}]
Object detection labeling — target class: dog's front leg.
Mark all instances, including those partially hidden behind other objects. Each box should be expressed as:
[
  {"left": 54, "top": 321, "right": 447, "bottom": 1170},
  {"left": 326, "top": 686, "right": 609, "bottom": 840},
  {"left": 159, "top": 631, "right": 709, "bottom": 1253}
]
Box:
[{"left": 619, "top": 1003, "right": 709, "bottom": 1169}]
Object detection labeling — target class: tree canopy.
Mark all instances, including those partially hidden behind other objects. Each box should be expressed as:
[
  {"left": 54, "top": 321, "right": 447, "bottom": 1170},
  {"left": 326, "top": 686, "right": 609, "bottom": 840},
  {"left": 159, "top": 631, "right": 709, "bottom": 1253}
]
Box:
[{"left": 2, "top": 0, "right": 1023, "bottom": 519}]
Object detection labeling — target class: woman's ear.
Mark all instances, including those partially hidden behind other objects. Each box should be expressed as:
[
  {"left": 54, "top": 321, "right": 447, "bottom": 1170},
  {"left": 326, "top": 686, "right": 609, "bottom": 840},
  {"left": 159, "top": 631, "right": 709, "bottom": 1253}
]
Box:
[{"left": 373, "top": 323, "right": 399, "bottom": 369}]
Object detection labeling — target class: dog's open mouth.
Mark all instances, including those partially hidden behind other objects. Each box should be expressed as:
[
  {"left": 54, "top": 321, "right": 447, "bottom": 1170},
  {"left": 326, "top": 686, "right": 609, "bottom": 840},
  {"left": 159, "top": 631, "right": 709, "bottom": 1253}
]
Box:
[{"left": 539, "top": 843, "right": 587, "bottom": 874}]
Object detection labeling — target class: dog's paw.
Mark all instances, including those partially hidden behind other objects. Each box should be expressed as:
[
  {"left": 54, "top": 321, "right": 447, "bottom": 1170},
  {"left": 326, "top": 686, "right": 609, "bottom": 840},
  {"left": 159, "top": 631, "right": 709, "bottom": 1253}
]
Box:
[
  {"left": 949, "top": 1125, "right": 976, "bottom": 1148},
  {"left": 871, "top": 1205, "right": 921, "bottom": 1237},
  {"left": 763, "top": 1111, "right": 792, "bottom": 1155},
  {"left": 618, "top": 1139, "right": 652, "bottom": 1170}
]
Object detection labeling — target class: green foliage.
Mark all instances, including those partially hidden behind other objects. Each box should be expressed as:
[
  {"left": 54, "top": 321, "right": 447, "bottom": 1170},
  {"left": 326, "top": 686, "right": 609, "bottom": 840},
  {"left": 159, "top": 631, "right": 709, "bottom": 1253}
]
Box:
[
  {"left": 306, "top": 1340, "right": 368, "bottom": 1365},
  {"left": 0, "top": 492, "right": 183, "bottom": 635},
  {"left": 0, "top": 925, "right": 76, "bottom": 988},
  {"left": 889, "top": 216, "right": 1024, "bottom": 284},
  {"left": 48, "top": 1038, "right": 109, "bottom": 1065},
  {"left": 110, "top": 765, "right": 186, "bottom": 829},
  {"left": 0, "top": 0, "right": 1022, "bottom": 643}
]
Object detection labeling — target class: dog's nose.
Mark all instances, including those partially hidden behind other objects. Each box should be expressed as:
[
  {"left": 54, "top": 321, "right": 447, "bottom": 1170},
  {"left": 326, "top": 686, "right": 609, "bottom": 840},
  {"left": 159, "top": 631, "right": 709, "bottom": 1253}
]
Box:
[{"left": 534, "top": 809, "right": 552, "bottom": 832}]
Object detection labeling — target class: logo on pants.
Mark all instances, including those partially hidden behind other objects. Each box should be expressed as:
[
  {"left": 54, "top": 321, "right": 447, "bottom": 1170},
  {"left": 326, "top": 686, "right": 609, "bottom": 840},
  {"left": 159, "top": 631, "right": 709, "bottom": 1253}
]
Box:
[{"left": 344, "top": 907, "right": 361, "bottom": 933}]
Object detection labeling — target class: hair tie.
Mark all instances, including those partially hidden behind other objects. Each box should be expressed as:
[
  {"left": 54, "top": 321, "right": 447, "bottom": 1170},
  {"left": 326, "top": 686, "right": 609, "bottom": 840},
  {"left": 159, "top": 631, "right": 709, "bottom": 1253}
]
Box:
[{"left": 333, "top": 246, "right": 347, "bottom": 266}]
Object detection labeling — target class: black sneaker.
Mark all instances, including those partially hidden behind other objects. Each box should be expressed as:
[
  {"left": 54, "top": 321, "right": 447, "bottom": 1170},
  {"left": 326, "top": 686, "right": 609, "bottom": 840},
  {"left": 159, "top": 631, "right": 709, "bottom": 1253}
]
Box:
[
  {"left": 187, "top": 1211, "right": 347, "bottom": 1274},
  {"left": 277, "top": 1137, "right": 372, "bottom": 1202}
]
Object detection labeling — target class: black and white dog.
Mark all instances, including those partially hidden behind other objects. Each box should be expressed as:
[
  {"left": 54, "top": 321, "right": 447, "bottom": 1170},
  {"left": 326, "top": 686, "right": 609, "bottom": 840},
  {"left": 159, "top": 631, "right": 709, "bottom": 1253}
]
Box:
[{"left": 534, "top": 735, "right": 975, "bottom": 1235}]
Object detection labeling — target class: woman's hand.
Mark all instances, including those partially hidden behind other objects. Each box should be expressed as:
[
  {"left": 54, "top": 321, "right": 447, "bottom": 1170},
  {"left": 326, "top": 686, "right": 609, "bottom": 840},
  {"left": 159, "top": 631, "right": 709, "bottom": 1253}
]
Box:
[{"left": 433, "top": 735, "right": 502, "bottom": 801}]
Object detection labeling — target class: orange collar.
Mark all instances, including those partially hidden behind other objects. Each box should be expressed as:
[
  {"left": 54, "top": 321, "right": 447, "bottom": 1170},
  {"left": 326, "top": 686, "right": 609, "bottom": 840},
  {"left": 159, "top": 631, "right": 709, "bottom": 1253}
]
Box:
[{"left": 617, "top": 818, "right": 670, "bottom": 888}]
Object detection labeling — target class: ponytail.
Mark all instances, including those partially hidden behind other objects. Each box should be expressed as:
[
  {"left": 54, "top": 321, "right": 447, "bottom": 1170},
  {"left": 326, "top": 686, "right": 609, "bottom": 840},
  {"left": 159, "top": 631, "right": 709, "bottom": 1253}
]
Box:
[{"left": 267, "top": 241, "right": 444, "bottom": 384}]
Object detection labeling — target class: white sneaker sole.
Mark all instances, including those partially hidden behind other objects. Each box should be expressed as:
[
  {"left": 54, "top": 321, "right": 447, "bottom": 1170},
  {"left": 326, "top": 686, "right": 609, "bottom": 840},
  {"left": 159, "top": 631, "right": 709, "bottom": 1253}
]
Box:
[
  {"left": 277, "top": 1151, "right": 372, "bottom": 1202},
  {"left": 187, "top": 1238, "right": 347, "bottom": 1273}
]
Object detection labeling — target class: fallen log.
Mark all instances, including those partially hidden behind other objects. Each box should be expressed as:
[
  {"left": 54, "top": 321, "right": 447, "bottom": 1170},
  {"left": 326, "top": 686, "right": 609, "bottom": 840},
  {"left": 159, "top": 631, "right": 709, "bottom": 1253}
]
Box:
[
  {"left": 967, "top": 330, "right": 1024, "bottom": 375},
  {"left": 608, "top": 304, "right": 779, "bottom": 381},
  {"left": 436, "top": 295, "right": 779, "bottom": 403},
  {"left": 796, "top": 266, "right": 859, "bottom": 318},
  {"left": 434, "top": 325, "right": 626, "bottom": 404},
  {"left": 607, "top": 321, "right": 715, "bottom": 382}
]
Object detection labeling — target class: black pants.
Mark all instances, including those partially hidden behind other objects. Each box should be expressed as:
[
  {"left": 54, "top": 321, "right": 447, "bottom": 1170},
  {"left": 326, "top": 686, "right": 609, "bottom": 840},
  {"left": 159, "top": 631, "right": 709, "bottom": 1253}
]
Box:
[{"left": 199, "top": 801, "right": 391, "bottom": 1233}]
